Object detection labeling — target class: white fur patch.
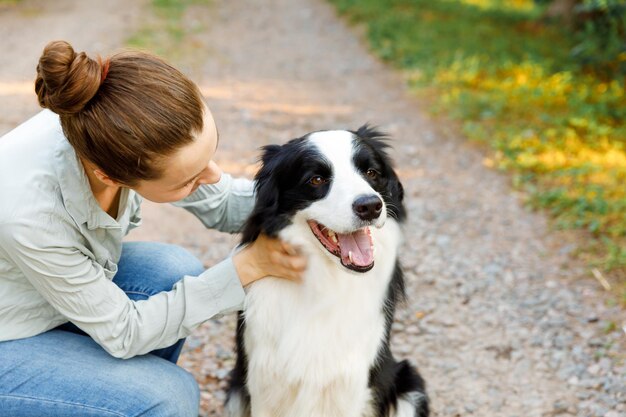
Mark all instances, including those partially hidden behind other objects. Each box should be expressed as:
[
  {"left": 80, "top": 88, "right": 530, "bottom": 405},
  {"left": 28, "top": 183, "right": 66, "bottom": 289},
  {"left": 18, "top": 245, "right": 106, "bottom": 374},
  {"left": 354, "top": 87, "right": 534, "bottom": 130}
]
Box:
[{"left": 392, "top": 392, "right": 426, "bottom": 417}]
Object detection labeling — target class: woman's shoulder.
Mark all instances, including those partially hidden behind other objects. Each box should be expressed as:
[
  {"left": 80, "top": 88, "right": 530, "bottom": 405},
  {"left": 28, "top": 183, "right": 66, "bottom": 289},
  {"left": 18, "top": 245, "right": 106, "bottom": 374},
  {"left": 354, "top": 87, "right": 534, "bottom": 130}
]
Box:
[
  {"left": 0, "top": 110, "right": 66, "bottom": 171},
  {"left": 0, "top": 110, "right": 69, "bottom": 223},
  {"left": 0, "top": 110, "right": 64, "bottom": 155}
]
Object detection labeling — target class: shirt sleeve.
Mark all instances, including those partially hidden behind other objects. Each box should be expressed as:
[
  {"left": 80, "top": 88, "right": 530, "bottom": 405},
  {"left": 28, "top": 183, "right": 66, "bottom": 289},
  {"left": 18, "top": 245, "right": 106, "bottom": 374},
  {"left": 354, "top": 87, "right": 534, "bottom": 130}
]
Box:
[
  {"left": 172, "top": 173, "right": 255, "bottom": 233},
  {"left": 0, "top": 220, "right": 245, "bottom": 359}
]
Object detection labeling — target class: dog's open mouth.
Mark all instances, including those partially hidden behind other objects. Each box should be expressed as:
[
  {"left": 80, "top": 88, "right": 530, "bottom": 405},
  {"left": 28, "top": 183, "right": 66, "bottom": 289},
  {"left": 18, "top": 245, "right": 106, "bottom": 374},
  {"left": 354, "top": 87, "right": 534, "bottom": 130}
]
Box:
[{"left": 307, "top": 220, "right": 374, "bottom": 272}]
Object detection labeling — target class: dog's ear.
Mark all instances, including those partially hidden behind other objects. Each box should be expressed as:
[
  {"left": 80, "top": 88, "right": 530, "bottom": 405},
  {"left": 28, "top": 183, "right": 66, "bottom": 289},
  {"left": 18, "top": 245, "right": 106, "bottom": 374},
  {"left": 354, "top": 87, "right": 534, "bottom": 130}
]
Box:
[
  {"left": 241, "top": 145, "right": 284, "bottom": 244},
  {"left": 258, "top": 144, "right": 282, "bottom": 167},
  {"left": 390, "top": 176, "right": 404, "bottom": 202},
  {"left": 384, "top": 169, "right": 406, "bottom": 221},
  {"left": 354, "top": 124, "right": 392, "bottom": 157},
  {"left": 353, "top": 124, "right": 396, "bottom": 173},
  {"left": 355, "top": 124, "right": 406, "bottom": 221}
]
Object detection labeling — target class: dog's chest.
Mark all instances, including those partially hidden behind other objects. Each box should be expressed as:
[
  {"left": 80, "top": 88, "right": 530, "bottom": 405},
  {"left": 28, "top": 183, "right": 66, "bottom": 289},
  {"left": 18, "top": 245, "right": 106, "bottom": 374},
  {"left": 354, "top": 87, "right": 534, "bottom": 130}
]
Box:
[
  {"left": 242, "top": 221, "right": 401, "bottom": 415},
  {"left": 244, "top": 267, "right": 388, "bottom": 378},
  {"left": 243, "top": 270, "right": 388, "bottom": 417}
]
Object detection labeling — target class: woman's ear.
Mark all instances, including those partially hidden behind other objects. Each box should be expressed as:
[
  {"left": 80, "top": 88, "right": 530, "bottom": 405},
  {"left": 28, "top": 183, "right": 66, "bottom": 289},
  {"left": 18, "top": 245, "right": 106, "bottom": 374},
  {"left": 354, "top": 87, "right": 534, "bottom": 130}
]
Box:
[
  {"left": 81, "top": 158, "right": 125, "bottom": 187},
  {"left": 93, "top": 169, "right": 122, "bottom": 187}
]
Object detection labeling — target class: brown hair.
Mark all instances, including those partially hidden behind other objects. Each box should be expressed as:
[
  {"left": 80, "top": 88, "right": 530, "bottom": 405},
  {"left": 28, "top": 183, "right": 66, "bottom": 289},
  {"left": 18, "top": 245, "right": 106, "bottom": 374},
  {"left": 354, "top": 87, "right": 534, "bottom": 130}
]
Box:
[{"left": 35, "top": 40, "right": 205, "bottom": 185}]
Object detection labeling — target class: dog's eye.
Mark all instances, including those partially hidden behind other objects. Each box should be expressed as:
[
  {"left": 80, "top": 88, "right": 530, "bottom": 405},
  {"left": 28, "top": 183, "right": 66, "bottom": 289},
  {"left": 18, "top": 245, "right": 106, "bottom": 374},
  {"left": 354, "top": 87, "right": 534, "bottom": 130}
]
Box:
[
  {"left": 366, "top": 169, "right": 379, "bottom": 179},
  {"left": 309, "top": 175, "right": 328, "bottom": 186}
]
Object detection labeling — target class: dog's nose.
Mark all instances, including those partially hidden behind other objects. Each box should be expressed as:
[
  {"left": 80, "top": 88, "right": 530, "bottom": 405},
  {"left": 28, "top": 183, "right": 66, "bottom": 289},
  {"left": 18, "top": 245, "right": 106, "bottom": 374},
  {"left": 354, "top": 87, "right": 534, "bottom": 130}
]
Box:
[{"left": 353, "top": 195, "right": 383, "bottom": 221}]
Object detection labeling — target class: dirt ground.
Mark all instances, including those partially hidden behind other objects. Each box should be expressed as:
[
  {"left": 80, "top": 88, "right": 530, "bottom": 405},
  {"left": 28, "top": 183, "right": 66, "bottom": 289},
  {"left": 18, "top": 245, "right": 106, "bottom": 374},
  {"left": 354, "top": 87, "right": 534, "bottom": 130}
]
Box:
[{"left": 1, "top": 0, "right": 624, "bottom": 416}]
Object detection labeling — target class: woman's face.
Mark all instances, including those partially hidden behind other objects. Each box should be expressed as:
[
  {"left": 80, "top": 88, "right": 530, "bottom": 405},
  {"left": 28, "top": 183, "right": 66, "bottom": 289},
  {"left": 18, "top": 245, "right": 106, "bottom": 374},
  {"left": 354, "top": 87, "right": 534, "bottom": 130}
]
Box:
[{"left": 132, "top": 107, "right": 223, "bottom": 203}]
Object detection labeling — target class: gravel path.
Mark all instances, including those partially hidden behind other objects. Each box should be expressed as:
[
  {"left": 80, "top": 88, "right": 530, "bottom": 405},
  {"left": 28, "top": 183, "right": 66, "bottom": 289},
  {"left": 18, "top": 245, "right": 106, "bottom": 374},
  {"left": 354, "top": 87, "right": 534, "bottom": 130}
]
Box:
[{"left": 1, "top": 1, "right": 624, "bottom": 416}]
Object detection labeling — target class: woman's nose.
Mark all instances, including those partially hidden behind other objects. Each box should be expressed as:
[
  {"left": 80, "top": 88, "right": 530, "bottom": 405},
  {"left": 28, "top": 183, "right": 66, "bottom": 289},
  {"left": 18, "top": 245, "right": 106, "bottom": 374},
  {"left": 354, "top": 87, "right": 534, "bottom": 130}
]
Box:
[{"left": 197, "top": 161, "right": 223, "bottom": 184}]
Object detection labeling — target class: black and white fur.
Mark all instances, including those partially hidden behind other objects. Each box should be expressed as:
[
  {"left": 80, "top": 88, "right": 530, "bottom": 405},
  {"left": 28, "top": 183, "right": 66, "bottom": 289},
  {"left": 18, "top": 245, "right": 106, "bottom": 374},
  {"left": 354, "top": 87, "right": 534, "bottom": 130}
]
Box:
[{"left": 225, "top": 126, "right": 429, "bottom": 417}]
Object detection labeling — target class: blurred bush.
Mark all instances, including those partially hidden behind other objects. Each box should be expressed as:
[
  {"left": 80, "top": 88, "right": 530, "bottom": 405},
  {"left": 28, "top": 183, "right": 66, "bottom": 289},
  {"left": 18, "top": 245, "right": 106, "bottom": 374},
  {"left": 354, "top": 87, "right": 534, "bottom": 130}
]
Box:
[{"left": 538, "top": 0, "right": 626, "bottom": 78}]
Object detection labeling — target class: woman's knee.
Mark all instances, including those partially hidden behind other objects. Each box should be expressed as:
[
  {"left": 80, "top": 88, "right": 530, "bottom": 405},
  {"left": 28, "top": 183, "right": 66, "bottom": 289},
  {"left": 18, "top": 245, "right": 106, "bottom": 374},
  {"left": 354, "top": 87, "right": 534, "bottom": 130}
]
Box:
[
  {"left": 0, "top": 331, "right": 200, "bottom": 417},
  {"left": 151, "top": 243, "right": 205, "bottom": 279},
  {"left": 134, "top": 363, "right": 200, "bottom": 417},
  {"left": 116, "top": 242, "right": 205, "bottom": 296}
]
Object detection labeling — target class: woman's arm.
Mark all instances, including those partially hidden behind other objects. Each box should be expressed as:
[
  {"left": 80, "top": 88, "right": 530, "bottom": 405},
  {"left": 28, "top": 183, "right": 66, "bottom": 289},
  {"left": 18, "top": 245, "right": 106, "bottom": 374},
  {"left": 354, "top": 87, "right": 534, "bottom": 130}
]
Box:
[
  {"left": 1, "top": 220, "right": 245, "bottom": 359},
  {"left": 172, "top": 173, "right": 255, "bottom": 234}
]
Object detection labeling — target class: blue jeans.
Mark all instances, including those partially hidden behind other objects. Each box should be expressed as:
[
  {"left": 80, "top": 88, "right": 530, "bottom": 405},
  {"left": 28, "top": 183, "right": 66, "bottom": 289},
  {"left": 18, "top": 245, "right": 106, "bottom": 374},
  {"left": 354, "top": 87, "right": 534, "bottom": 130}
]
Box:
[{"left": 0, "top": 242, "right": 206, "bottom": 417}]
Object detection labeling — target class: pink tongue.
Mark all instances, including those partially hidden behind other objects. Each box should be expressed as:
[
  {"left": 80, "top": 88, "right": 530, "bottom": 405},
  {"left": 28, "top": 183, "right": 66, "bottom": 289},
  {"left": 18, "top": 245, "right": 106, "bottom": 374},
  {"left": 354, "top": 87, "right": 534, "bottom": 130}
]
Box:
[{"left": 337, "top": 228, "right": 373, "bottom": 267}]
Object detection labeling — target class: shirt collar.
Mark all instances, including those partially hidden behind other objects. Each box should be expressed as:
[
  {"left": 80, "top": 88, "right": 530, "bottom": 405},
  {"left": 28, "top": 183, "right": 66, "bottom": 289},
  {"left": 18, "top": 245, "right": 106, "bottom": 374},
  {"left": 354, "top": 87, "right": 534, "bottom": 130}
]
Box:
[{"left": 53, "top": 134, "right": 126, "bottom": 230}]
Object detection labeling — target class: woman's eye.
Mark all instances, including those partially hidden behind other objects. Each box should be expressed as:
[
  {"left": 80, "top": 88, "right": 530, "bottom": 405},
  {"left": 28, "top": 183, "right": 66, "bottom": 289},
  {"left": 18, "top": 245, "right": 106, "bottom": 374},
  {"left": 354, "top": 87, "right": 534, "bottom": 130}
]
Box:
[
  {"left": 181, "top": 179, "right": 196, "bottom": 188},
  {"left": 366, "top": 169, "right": 379, "bottom": 179},
  {"left": 309, "top": 175, "right": 327, "bottom": 186}
]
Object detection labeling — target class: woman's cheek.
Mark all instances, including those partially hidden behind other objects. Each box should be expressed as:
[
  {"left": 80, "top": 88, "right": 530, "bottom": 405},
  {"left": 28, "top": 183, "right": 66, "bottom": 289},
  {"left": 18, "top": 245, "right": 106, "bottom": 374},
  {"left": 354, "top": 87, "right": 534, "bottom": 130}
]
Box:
[
  {"left": 186, "top": 181, "right": 201, "bottom": 196},
  {"left": 160, "top": 187, "right": 194, "bottom": 203}
]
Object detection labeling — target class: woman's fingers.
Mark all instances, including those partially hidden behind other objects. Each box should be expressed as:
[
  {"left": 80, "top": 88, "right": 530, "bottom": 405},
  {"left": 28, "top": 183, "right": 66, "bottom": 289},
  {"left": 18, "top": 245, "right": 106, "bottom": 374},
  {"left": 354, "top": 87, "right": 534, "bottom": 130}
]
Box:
[
  {"left": 259, "top": 235, "right": 306, "bottom": 281},
  {"left": 274, "top": 265, "right": 303, "bottom": 283},
  {"left": 233, "top": 234, "right": 307, "bottom": 286},
  {"left": 281, "top": 241, "right": 299, "bottom": 256},
  {"left": 269, "top": 247, "right": 307, "bottom": 273},
  {"left": 290, "top": 256, "right": 307, "bottom": 271}
]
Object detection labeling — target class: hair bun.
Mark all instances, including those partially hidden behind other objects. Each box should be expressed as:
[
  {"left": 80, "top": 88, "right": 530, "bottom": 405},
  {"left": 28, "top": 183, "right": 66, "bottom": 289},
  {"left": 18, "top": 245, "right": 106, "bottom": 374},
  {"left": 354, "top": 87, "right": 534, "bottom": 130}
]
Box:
[{"left": 35, "top": 40, "right": 104, "bottom": 115}]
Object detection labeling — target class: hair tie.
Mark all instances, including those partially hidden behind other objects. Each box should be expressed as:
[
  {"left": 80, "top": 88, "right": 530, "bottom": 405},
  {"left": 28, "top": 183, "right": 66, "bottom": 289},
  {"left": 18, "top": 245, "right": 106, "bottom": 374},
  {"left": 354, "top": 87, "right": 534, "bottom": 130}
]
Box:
[{"left": 100, "top": 59, "right": 111, "bottom": 84}]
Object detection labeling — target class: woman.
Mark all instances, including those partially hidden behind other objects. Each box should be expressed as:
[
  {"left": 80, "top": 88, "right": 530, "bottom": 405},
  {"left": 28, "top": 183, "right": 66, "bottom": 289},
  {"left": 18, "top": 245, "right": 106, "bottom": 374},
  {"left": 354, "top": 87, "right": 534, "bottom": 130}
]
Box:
[{"left": 0, "top": 40, "right": 305, "bottom": 416}]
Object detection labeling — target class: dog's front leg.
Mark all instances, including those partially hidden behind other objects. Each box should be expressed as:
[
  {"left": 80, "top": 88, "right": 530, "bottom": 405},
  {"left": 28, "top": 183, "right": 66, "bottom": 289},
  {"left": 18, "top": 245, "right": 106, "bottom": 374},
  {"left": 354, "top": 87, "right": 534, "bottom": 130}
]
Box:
[{"left": 282, "top": 377, "right": 371, "bottom": 417}]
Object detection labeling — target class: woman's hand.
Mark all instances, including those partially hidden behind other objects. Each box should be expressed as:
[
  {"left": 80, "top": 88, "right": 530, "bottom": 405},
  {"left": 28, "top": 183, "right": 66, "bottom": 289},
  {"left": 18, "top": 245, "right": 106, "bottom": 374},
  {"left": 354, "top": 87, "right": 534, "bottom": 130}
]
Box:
[{"left": 232, "top": 234, "right": 307, "bottom": 287}]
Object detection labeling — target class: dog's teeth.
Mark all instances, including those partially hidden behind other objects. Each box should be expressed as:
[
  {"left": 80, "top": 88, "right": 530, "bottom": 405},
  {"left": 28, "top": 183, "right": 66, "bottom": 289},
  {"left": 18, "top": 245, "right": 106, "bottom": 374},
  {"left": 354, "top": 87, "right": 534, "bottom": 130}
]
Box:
[
  {"left": 327, "top": 230, "right": 338, "bottom": 243},
  {"left": 348, "top": 251, "right": 354, "bottom": 263}
]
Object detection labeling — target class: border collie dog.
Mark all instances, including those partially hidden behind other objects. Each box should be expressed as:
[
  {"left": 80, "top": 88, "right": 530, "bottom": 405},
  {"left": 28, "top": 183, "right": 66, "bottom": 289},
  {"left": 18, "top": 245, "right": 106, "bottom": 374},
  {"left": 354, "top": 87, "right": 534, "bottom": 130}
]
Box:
[{"left": 225, "top": 126, "right": 429, "bottom": 417}]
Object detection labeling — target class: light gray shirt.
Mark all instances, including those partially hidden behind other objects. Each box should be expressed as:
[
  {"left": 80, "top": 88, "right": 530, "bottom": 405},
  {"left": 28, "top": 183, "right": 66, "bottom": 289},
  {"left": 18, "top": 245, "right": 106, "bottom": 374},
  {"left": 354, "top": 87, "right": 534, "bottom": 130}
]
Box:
[{"left": 0, "top": 110, "right": 254, "bottom": 359}]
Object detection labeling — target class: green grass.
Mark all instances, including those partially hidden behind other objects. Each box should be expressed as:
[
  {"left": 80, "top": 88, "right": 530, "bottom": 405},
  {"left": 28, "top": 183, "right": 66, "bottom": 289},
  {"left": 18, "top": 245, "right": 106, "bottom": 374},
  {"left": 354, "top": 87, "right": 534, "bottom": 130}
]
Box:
[
  {"left": 329, "top": 0, "right": 626, "bottom": 303},
  {"left": 126, "top": 0, "right": 212, "bottom": 60}
]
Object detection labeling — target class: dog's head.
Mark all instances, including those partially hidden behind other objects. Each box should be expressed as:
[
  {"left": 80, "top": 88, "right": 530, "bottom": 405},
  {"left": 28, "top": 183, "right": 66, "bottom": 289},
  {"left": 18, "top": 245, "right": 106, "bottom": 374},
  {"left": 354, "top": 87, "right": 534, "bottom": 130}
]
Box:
[{"left": 241, "top": 125, "right": 405, "bottom": 273}]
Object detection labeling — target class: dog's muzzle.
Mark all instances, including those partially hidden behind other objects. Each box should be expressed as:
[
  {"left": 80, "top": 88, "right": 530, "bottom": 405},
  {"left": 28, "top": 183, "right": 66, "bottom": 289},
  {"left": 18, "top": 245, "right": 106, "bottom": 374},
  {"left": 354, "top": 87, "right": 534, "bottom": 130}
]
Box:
[{"left": 307, "top": 220, "right": 375, "bottom": 273}]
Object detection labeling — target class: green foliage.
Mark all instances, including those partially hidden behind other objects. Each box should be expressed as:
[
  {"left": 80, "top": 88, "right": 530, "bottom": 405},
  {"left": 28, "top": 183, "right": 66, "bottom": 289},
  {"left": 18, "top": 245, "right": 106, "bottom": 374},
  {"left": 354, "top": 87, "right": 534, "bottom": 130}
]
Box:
[
  {"left": 329, "top": 0, "right": 626, "bottom": 293},
  {"left": 571, "top": 0, "right": 626, "bottom": 78},
  {"left": 126, "top": 0, "right": 211, "bottom": 58}
]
